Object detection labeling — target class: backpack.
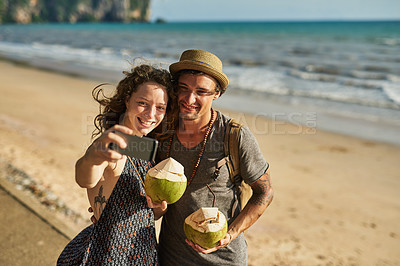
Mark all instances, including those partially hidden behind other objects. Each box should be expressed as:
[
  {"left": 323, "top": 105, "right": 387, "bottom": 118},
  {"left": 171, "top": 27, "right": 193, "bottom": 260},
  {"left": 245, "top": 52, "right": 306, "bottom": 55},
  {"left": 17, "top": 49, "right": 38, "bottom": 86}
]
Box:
[{"left": 223, "top": 119, "right": 253, "bottom": 213}]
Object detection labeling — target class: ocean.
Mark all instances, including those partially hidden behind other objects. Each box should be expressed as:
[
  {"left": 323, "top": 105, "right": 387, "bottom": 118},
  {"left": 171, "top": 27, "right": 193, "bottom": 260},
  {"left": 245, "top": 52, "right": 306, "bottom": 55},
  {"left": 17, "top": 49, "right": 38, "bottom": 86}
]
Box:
[{"left": 1, "top": 21, "right": 399, "bottom": 144}]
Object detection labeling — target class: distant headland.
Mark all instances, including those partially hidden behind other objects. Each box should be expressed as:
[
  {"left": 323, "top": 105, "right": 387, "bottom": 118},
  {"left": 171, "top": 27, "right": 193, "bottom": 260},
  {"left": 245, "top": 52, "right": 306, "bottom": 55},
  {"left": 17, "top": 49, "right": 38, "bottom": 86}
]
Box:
[{"left": 0, "top": 0, "right": 153, "bottom": 24}]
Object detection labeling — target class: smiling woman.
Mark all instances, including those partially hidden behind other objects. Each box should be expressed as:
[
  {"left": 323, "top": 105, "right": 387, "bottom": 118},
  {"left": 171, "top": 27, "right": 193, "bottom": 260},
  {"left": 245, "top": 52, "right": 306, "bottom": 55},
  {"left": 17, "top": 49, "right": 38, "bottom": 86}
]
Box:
[
  {"left": 123, "top": 81, "right": 168, "bottom": 136},
  {"left": 56, "top": 64, "right": 177, "bottom": 265},
  {"left": 91, "top": 64, "right": 177, "bottom": 140}
]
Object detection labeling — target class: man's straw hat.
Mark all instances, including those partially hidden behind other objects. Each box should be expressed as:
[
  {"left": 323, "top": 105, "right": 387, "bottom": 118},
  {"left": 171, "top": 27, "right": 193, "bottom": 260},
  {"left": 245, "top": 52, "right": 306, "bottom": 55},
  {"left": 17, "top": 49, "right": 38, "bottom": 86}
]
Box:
[{"left": 169, "top": 49, "right": 229, "bottom": 90}]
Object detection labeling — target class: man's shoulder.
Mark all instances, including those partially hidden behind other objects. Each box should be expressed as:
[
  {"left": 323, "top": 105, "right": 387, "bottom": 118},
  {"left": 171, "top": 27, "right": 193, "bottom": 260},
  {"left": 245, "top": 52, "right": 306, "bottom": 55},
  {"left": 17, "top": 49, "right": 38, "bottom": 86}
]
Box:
[
  {"left": 217, "top": 111, "right": 250, "bottom": 136},
  {"left": 217, "top": 110, "right": 232, "bottom": 126}
]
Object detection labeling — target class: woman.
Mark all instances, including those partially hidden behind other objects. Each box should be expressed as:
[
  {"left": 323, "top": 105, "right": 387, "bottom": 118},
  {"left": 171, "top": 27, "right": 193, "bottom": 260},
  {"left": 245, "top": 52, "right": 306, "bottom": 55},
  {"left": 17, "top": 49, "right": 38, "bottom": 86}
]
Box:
[{"left": 57, "top": 64, "right": 175, "bottom": 265}]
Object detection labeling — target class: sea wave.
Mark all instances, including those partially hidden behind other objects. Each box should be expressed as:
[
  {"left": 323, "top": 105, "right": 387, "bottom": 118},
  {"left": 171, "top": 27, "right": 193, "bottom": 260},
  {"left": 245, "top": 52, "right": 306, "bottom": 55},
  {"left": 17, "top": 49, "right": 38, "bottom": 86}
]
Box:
[
  {"left": 382, "top": 83, "right": 400, "bottom": 105},
  {"left": 0, "top": 41, "right": 165, "bottom": 72},
  {"left": 287, "top": 69, "right": 388, "bottom": 90},
  {"left": 387, "top": 74, "right": 400, "bottom": 82},
  {"left": 0, "top": 42, "right": 114, "bottom": 67},
  {"left": 225, "top": 65, "right": 400, "bottom": 110},
  {"left": 376, "top": 37, "right": 400, "bottom": 46}
]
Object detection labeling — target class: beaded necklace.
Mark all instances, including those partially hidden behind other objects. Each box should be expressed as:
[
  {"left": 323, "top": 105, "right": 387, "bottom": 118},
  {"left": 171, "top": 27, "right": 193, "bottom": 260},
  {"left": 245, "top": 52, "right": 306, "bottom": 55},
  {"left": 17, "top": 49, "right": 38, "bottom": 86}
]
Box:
[{"left": 166, "top": 109, "right": 215, "bottom": 185}]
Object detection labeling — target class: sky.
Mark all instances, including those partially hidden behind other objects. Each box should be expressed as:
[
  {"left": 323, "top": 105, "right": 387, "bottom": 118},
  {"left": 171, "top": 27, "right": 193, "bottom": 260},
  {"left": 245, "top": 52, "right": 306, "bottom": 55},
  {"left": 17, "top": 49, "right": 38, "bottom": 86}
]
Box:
[{"left": 150, "top": 0, "right": 400, "bottom": 22}]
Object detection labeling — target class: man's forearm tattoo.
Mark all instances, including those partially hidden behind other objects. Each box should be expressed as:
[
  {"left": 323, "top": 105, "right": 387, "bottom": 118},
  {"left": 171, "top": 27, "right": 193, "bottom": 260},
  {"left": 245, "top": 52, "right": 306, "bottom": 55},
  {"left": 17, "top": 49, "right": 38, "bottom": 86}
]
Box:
[{"left": 249, "top": 171, "right": 273, "bottom": 207}]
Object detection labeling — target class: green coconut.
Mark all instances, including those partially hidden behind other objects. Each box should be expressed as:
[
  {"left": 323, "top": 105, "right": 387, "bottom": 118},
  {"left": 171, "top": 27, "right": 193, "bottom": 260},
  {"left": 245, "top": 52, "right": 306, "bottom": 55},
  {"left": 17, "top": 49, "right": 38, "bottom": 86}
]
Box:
[
  {"left": 184, "top": 207, "right": 228, "bottom": 249},
  {"left": 145, "top": 157, "right": 187, "bottom": 204}
]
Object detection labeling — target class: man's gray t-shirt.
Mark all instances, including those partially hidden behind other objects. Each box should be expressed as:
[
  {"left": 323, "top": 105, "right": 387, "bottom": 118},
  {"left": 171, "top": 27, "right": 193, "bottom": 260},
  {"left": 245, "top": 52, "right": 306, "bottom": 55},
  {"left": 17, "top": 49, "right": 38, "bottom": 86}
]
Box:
[{"left": 157, "top": 111, "right": 268, "bottom": 266}]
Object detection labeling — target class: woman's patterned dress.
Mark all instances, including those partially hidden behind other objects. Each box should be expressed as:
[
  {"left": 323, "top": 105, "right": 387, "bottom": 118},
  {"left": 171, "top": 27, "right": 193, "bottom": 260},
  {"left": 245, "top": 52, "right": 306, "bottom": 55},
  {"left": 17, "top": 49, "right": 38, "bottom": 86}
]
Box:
[{"left": 57, "top": 157, "right": 158, "bottom": 265}]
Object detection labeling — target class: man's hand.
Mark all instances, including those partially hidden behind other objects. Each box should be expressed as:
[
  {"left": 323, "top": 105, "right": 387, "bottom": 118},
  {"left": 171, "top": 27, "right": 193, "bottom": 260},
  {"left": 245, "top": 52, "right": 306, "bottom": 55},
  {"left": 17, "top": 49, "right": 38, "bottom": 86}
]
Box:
[{"left": 185, "top": 232, "right": 233, "bottom": 254}]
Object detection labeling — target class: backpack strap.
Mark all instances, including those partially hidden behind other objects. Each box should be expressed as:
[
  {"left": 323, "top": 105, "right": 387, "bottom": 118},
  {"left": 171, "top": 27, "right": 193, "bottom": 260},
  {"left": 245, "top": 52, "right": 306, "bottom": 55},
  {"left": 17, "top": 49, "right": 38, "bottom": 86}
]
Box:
[
  {"left": 224, "top": 119, "right": 242, "bottom": 183},
  {"left": 224, "top": 119, "right": 253, "bottom": 218}
]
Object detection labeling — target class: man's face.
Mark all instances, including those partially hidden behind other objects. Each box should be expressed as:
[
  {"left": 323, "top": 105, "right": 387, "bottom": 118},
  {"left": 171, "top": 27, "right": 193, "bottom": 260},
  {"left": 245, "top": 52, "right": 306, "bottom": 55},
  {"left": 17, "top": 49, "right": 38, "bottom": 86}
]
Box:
[{"left": 176, "top": 73, "right": 220, "bottom": 121}]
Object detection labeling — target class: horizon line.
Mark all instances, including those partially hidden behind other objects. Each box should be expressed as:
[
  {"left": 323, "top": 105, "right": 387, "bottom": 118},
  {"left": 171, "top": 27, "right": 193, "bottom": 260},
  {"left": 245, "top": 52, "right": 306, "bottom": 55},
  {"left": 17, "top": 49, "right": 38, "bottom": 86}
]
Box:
[{"left": 151, "top": 18, "right": 400, "bottom": 23}]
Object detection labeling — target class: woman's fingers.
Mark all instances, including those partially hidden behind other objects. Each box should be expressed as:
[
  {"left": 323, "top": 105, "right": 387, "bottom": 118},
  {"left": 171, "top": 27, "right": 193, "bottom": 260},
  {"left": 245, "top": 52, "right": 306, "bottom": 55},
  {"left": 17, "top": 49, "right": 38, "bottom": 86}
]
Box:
[
  {"left": 146, "top": 195, "right": 168, "bottom": 211},
  {"left": 161, "top": 201, "right": 168, "bottom": 211},
  {"left": 112, "top": 124, "right": 134, "bottom": 135},
  {"left": 103, "top": 148, "right": 125, "bottom": 161},
  {"left": 103, "top": 130, "right": 127, "bottom": 150},
  {"left": 86, "top": 125, "right": 136, "bottom": 164}
]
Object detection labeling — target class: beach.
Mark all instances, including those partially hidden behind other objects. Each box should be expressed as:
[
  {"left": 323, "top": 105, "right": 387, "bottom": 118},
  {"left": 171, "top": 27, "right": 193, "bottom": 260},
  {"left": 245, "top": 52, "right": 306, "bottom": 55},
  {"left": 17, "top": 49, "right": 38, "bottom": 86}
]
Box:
[{"left": 1, "top": 60, "right": 399, "bottom": 265}]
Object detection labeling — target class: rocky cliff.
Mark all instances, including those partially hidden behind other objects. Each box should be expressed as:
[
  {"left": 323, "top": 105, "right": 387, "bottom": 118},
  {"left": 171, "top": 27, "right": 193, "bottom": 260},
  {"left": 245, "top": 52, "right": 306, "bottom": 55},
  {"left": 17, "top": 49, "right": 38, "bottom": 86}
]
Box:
[{"left": 0, "top": 0, "right": 151, "bottom": 24}]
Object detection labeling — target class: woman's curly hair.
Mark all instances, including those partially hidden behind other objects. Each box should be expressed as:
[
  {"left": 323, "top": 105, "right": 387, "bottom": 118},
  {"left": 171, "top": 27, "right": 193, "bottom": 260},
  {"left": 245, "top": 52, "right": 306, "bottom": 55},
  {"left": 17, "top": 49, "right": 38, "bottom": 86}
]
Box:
[{"left": 92, "top": 64, "right": 178, "bottom": 140}]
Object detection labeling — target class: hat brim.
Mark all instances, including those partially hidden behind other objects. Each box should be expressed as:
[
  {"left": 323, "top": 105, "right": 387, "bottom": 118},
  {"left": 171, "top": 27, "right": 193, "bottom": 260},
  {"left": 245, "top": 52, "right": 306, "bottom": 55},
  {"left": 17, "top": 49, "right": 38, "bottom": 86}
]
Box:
[{"left": 170, "top": 60, "right": 229, "bottom": 89}]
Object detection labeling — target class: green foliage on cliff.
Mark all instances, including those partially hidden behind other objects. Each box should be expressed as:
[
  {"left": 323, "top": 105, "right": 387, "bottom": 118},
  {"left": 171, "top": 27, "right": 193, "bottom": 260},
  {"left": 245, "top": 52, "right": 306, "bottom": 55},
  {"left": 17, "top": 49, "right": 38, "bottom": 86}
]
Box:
[
  {"left": 0, "top": 0, "right": 151, "bottom": 24},
  {"left": 130, "top": 0, "right": 149, "bottom": 20}
]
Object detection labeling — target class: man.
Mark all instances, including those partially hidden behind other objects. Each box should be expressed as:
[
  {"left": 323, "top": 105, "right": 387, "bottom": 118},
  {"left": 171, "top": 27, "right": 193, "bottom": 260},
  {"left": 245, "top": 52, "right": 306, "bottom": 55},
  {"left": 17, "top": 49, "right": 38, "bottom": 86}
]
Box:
[{"left": 152, "top": 49, "right": 273, "bottom": 265}]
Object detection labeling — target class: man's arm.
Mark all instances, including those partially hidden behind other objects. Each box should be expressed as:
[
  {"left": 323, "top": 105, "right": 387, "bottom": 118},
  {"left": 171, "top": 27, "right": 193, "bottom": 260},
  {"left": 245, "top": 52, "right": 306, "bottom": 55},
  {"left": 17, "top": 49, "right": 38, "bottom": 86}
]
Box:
[
  {"left": 227, "top": 169, "right": 273, "bottom": 239},
  {"left": 187, "top": 169, "right": 273, "bottom": 254}
]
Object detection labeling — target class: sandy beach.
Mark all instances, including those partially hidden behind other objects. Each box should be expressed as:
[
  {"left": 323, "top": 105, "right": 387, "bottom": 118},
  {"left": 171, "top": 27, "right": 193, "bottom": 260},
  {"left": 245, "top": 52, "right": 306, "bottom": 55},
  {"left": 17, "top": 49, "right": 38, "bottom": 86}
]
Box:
[{"left": 1, "top": 60, "right": 399, "bottom": 265}]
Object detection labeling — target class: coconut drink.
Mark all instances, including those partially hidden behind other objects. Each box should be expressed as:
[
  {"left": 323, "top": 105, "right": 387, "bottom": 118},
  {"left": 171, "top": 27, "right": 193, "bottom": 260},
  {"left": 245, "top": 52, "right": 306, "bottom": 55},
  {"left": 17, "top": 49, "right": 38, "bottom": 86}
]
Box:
[
  {"left": 184, "top": 207, "right": 228, "bottom": 249},
  {"left": 145, "top": 157, "right": 187, "bottom": 204}
]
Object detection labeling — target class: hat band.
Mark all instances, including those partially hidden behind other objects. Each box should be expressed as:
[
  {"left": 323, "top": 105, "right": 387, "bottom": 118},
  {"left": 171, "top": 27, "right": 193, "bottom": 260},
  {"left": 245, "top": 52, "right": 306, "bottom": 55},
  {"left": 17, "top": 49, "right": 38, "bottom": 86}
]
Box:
[{"left": 193, "top": 60, "right": 215, "bottom": 69}]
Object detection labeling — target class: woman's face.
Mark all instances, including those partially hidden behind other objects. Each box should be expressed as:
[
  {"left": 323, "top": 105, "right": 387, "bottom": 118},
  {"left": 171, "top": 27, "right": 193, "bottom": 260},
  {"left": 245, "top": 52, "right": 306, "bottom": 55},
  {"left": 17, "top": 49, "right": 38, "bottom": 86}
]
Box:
[{"left": 123, "top": 81, "right": 168, "bottom": 136}]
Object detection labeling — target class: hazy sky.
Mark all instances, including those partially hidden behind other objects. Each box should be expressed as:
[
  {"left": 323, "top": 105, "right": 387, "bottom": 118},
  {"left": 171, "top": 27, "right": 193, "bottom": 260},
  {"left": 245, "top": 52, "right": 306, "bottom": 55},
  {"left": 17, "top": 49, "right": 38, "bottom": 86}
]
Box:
[{"left": 150, "top": 0, "right": 400, "bottom": 22}]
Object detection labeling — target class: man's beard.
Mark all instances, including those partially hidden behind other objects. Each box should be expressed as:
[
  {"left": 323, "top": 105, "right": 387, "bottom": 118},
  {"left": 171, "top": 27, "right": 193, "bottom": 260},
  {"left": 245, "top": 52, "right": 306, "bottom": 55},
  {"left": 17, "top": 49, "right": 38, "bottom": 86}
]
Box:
[{"left": 179, "top": 112, "right": 198, "bottom": 121}]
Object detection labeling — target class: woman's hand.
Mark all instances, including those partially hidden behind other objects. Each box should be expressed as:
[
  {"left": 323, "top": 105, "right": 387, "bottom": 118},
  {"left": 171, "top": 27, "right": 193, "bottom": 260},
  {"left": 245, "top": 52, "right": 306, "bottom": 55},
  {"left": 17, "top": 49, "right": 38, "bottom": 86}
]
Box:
[
  {"left": 86, "top": 124, "right": 134, "bottom": 165},
  {"left": 88, "top": 206, "right": 97, "bottom": 225},
  {"left": 75, "top": 124, "right": 134, "bottom": 188},
  {"left": 146, "top": 195, "right": 168, "bottom": 220}
]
